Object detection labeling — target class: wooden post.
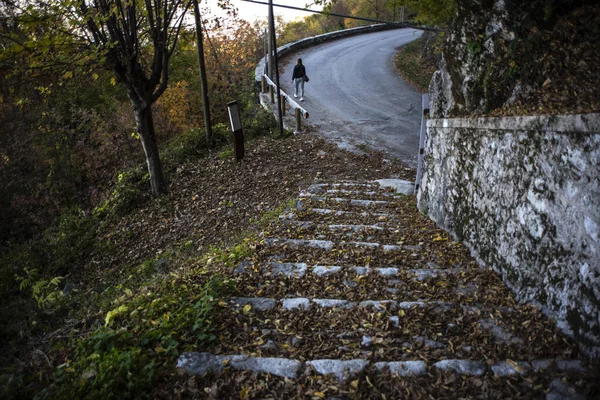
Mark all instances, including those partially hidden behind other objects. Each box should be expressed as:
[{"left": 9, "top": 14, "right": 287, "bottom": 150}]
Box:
[
  {"left": 280, "top": 94, "right": 286, "bottom": 115},
  {"left": 295, "top": 108, "right": 301, "bottom": 132},
  {"left": 269, "top": 85, "right": 274, "bottom": 103},
  {"left": 261, "top": 76, "right": 266, "bottom": 93}
]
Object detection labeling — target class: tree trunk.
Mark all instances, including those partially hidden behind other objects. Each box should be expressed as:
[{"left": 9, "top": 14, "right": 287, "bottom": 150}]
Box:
[
  {"left": 134, "top": 105, "right": 168, "bottom": 196},
  {"left": 192, "top": 0, "right": 212, "bottom": 146}
]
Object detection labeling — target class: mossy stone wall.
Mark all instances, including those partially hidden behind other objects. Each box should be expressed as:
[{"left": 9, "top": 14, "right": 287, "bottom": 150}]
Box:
[{"left": 417, "top": 113, "right": 600, "bottom": 359}]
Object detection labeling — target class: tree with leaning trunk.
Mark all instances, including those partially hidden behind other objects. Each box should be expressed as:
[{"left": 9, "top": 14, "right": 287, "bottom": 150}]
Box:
[{"left": 79, "top": 0, "right": 191, "bottom": 196}]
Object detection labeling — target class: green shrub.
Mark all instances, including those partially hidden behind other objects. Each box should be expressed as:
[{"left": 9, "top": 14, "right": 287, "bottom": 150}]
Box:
[
  {"left": 39, "top": 274, "right": 233, "bottom": 399},
  {"left": 45, "top": 348, "right": 155, "bottom": 400},
  {"left": 43, "top": 207, "right": 98, "bottom": 273},
  {"left": 242, "top": 104, "right": 277, "bottom": 139},
  {"left": 94, "top": 170, "right": 147, "bottom": 219}
]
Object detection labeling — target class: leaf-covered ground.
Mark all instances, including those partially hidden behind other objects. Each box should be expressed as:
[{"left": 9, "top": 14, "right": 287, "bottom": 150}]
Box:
[
  {"left": 171, "top": 181, "right": 599, "bottom": 399},
  {"left": 0, "top": 133, "right": 413, "bottom": 398}
]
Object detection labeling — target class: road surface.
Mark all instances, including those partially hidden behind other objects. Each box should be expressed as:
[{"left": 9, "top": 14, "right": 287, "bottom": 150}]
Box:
[{"left": 282, "top": 28, "right": 424, "bottom": 168}]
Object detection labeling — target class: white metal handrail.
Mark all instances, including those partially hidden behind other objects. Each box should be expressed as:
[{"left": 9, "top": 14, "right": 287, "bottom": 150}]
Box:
[{"left": 262, "top": 74, "right": 309, "bottom": 131}]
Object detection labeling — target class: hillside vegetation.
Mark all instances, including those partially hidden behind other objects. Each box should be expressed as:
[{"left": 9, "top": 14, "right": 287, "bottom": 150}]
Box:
[{"left": 0, "top": 1, "right": 420, "bottom": 397}]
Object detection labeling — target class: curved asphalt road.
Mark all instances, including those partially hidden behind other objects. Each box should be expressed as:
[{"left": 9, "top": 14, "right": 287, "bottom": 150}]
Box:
[{"left": 282, "top": 28, "right": 423, "bottom": 168}]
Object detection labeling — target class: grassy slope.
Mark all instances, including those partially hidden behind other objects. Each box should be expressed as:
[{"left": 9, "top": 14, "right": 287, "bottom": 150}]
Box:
[{"left": 393, "top": 35, "right": 439, "bottom": 93}]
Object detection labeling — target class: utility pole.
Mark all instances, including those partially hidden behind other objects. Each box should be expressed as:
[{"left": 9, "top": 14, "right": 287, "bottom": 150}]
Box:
[
  {"left": 192, "top": 0, "right": 212, "bottom": 146},
  {"left": 268, "top": 0, "right": 284, "bottom": 136},
  {"left": 264, "top": 28, "right": 268, "bottom": 75},
  {"left": 267, "top": 2, "right": 274, "bottom": 79}
]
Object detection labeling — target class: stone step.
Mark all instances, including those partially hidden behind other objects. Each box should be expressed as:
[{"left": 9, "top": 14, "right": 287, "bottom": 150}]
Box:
[
  {"left": 323, "top": 189, "right": 400, "bottom": 198},
  {"left": 280, "top": 220, "right": 387, "bottom": 232},
  {"left": 227, "top": 297, "right": 454, "bottom": 312},
  {"left": 177, "top": 352, "right": 587, "bottom": 381},
  {"left": 309, "top": 182, "right": 381, "bottom": 190},
  {"left": 263, "top": 238, "right": 421, "bottom": 253},
  {"left": 308, "top": 179, "right": 414, "bottom": 196},
  {"left": 234, "top": 261, "right": 466, "bottom": 281},
  {"left": 279, "top": 209, "right": 394, "bottom": 226},
  {"left": 374, "top": 179, "right": 415, "bottom": 195},
  {"left": 298, "top": 195, "right": 393, "bottom": 208}
]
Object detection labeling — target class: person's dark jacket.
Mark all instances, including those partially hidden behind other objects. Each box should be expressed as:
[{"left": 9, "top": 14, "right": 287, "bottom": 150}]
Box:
[{"left": 292, "top": 65, "right": 306, "bottom": 80}]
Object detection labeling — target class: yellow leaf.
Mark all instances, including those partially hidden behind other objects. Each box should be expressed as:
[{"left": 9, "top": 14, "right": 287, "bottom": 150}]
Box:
[
  {"left": 218, "top": 300, "right": 227, "bottom": 307},
  {"left": 398, "top": 309, "right": 405, "bottom": 317},
  {"left": 314, "top": 392, "right": 326, "bottom": 398},
  {"left": 92, "top": 73, "right": 99, "bottom": 80},
  {"left": 243, "top": 304, "right": 252, "bottom": 314},
  {"left": 110, "top": 77, "right": 116, "bottom": 86},
  {"left": 351, "top": 379, "right": 359, "bottom": 389},
  {"left": 432, "top": 234, "right": 447, "bottom": 242},
  {"left": 154, "top": 347, "right": 166, "bottom": 353},
  {"left": 239, "top": 387, "right": 250, "bottom": 399}
]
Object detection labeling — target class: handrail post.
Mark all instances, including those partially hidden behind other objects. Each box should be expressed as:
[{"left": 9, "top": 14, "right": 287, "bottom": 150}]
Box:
[
  {"left": 280, "top": 94, "right": 286, "bottom": 115},
  {"left": 295, "top": 109, "right": 301, "bottom": 132},
  {"left": 269, "top": 85, "right": 275, "bottom": 103},
  {"left": 261, "top": 76, "right": 266, "bottom": 93}
]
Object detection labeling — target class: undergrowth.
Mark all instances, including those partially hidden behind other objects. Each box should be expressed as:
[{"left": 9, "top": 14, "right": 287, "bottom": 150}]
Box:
[
  {"left": 394, "top": 33, "right": 440, "bottom": 93},
  {"left": 0, "top": 101, "right": 277, "bottom": 398}
]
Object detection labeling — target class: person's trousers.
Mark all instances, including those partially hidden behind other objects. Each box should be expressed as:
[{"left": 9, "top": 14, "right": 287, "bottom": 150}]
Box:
[{"left": 294, "top": 78, "right": 304, "bottom": 97}]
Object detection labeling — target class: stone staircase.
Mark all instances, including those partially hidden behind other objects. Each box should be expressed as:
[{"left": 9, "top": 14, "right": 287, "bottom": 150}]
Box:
[{"left": 177, "top": 180, "right": 595, "bottom": 398}]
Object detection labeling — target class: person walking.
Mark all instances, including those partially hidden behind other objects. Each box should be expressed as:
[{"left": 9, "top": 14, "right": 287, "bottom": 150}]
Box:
[{"left": 292, "top": 58, "right": 307, "bottom": 102}]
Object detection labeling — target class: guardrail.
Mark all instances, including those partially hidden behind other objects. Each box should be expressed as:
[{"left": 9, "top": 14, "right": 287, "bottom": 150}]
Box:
[
  {"left": 255, "top": 24, "right": 412, "bottom": 89},
  {"left": 261, "top": 74, "right": 309, "bottom": 132}
]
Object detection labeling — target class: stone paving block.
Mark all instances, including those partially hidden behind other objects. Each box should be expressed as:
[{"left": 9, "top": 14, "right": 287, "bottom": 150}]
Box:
[
  {"left": 177, "top": 352, "right": 230, "bottom": 376},
  {"left": 349, "top": 199, "right": 391, "bottom": 206},
  {"left": 313, "top": 299, "right": 354, "bottom": 309},
  {"left": 546, "top": 379, "right": 586, "bottom": 400},
  {"left": 555, "top": 360, "right": 587, "bottom": 373},
  {"left": 233, "top": 261, "right": 253, "bottom": 274},
  {"left": 359, "top": 300, "right": 397, "bottom": 311},
  {"left": 264, "top": 238, "right": 334, "bottom": 250},
  {"left": 375, "top": 361, "right": 427, "bottom": 376},
  {"left": 375, "top": 179, "right": 415, "bottom": 195},
  {"left": 230, "top": 356, "right": 302, "bottom": 379},
  {"left": 382, "top": 245, "right": 403, "bottom": 252},
  {"left": 312, "top": 265, "right": 343, "bottom": 277},
  {"left": 375, "top": 267, "right": 399, "bottom": 276},
  {"left": 491, "top": 361, "right": 531, "bottom": 376},
  {"left": 230, "top": 298, "right": 277, "bottom": 311},
  {"left": 433, "top": 360, "right": 487, "bottom": 376},
  {"left": 269, "top": 262, "right": 308, "bottom": 278},
  {"left": 282, "top": 298, "right": 311, "bottom": 311},
  {"left": 307, "top": 359, "right": 369, "bottom": 381},
  {"left": 343, "top": 241, "right": 380, "bottom": 248},
  {"left": 351, "top": 267, "right": 372, "bottom": 275},
  {"left": 328, "top": 224, "right": 384, "bottom": 231},
  {"left": 398, "top": 301, "right": 426, "bottom": 309},
  {"left": 283, "top": 220, "right": 314, "bottom": 228},
  {"left": 408, "top": 268, "right": 464, "bottom": 281}
]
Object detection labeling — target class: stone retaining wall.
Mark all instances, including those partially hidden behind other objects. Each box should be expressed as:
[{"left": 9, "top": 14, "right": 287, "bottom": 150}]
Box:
[{"left": 417, "top": 113, "right": 600, "bottom": 359}]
